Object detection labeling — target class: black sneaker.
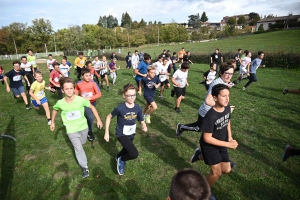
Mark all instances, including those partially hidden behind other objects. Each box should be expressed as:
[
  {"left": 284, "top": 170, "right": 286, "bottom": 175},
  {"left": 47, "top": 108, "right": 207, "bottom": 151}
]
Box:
[
  {"left": 282, "top": 88, "right": 288, "bottom": 95},
  {"left": 87, "top": 132, "right": 95, "bottom": 141},
  {"left": 174, "top": 107, "right": 181, "bottom": 113},
  {"left": 107, "top": 86, "right": 110, "bottom": 91},
  {"left": 282, "top": 145, "right": 291, "bottom": 162},
  {"left": 171, "top": 89, "right": 175, "bottom": 97},
  {"left": 26, "top": 104, "right": 31, "bottom": 110},
  {"left": 230, "top": 160, "right": 236, "bottom": 168},
  {"left": 100, "top": 84, "right": 103, "bottom": 88},
  {"left": 176, "top": 123, "right": 183, "bottom": 136},
  {"left": 190, "top": 148, "right": 202, "bottom": 163},
  {"left": 82, "top": 168, "right": 89, "bottom": 178}
]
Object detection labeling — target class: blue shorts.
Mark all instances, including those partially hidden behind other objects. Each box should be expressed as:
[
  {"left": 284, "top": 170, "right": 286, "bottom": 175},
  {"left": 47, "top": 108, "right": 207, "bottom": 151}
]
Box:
[
  {"left": 144, "top": 95, "right": 155, "bottom": 104},
  {"left": 11, "top": 86, "right": 25, "bottom": 96},
  {"left": 31, "top": 96, "right": 48, "bottom": 108},
  {"left": 0, "top": 75, "right": 3, "bottom": 80}
]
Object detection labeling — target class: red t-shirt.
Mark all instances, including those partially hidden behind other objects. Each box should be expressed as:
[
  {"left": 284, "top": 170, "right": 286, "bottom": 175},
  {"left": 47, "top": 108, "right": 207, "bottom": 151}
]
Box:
[
  {"left": 50, "top": 70, "right": 61, "bottom": 87},
  {"left": 75, "top": 80, "right": 101, "bottom": 103}
]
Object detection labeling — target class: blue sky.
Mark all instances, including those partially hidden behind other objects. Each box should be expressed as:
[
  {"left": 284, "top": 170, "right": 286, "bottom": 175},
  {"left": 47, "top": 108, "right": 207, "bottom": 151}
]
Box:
[{"left": 0, "top": 0, "right": 299, "bottom": 30}]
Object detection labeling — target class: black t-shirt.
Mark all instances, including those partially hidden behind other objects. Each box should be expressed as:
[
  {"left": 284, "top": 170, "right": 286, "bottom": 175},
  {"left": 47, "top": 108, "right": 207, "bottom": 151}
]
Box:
[
  {"left": 183, "top": 55, "right": 190, "bottom": 63},
  {"left": 5, "top": 69, "right": 26, "bottom": 88},
  {"left": 200, "top": 105, "right": 231, "bottom": 147},
  {"left": 111, "top": 55, "right": 118, "bottom": 60},
  {"left": 234, "top": 53, "right": 240, "bottom": 65},
  {"left": 211, "top": 52, "right": 222, "bottom": 64}
]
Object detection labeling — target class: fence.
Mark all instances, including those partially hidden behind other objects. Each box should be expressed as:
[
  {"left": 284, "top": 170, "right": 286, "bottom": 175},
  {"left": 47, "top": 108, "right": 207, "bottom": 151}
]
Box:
[{"left": 0, "top": 51, "right": 64, "bottom": 60}]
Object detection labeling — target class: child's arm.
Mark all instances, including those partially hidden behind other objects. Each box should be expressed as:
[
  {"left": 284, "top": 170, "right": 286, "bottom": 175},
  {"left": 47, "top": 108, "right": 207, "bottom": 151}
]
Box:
[
  {"left": 49, "top": 78, "right": 60, "bottom": 87},
  {"left": 203, "top": 132, "right": 238, "bottom": 149},
  {"left": 3, "top": 76, "right": 10, "bottom": 92},
  {"left": 23, "top": 75, "right": 30, "bottom": 87},
  {"left": 171, "top": 77, "right": 180, "bottom": 87},
  {"left": 227, "top": 120, "right": 233, "bottom": 141},
  {"left": 186, "top": 78, "right": 189, "bottom": 87},
  {"left": 205, "top": 93, "right": 215, "bottom": 107},
  {"left": 140, "top": 121, "right": 147, "bottom": 132},
  {"left": 95, "top": 70, "right": 100, "bottom": 78},
  {"left": 104, "top": 114, "right": 112, "bottom": 142},
  {"left": 155, "top": 82, "right": 161, "bottom": 88},
  {"left": 89, "top": 104, "right": 103, "bottom": 129},
  {"left": 50, "top": 109, "right": 58, "bottom": 131}
]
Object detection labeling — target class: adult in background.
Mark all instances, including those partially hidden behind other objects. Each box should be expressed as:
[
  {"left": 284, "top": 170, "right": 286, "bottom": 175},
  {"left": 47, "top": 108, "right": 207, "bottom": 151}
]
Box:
[{"left": 210, "top": 48, "right": 223, "bottom": 74}]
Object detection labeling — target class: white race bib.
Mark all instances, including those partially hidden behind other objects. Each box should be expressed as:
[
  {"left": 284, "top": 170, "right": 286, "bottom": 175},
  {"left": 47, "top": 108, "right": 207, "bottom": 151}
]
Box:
[
  {"left": 215, "top": 55, "right": 218, "bottom": 59},
  {"left": 36, "top": 90, "right": 45, "bottom": 96},
  {"left": 80, "top": 61, "right": 84, "bottom": 65},
  {"left": 82, "top": 92, "right": 93, "bottom": 98},
  {"left": 13, "top": 75, "right": 21, "bottom": 81},
  {"left": 91, "top": 74, "right": 94, "bottom": 79},
  {"left": 123, "top": 124, "right": 136, "bottom": 135},
  {"left": 66, "top": 110, "right": 81, "bottom": 121},
  {"left": 54, "top": 77, "right": 59, "bottom": 82}
]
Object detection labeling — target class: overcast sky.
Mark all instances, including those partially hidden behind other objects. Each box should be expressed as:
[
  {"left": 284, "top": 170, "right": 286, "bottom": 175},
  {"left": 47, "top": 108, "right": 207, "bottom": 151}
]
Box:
[{"left": 0, "top": 0, "right": 299, "bottom": 30}]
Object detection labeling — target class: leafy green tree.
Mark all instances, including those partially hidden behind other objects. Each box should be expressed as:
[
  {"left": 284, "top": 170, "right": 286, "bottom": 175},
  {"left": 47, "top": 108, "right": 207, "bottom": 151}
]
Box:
[
  {"left": 121, "top": 12, "right": 132, "bottom": 27},
  {"left": 131, "top": 21, "right": 139, "bottom": 29},
  {"left": 227, "top": 17, "right": 236, "bottom": 26},
  {"left": 248, "top": 12, "right": 260, "bottom": 25},
  {"left": 97, "top": 16, "right": 107, "bottom": 27},
  {"left": 200, "top": 11, "right": 208, "bottom": 22},
  {"left": 258, "top": 24, "right": 264, "bottom": 31},
  {"left": 237, "top": 16, "right": 246, "bottom": 25},
  {"left": 138, "top": 18, "right": 147, "bottom": 28},
  {"left": 188, "top": 13, "right": 201, "bottom": 28},
  {"left": 107, "top": 15, "right": 118, "bottom": 28}
]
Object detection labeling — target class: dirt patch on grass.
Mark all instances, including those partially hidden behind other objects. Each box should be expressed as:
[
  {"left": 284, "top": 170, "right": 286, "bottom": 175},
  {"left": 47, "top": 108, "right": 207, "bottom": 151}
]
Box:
[
  {"left": 54, "top": 171, "right": 70, "bottom": 180},
  {"left": 36, "top": 59, "right": 47, "bottom": 63},
  {"left": 24, "top": 154, "right": 37, "bottom": 161}
]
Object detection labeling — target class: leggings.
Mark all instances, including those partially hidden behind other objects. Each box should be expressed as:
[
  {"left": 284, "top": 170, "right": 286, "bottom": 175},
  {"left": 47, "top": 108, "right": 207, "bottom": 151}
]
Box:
[
  {"left": 76, "top": 67, "right": 83, "bottom": 80},
  {"left": 110, "top": 72, "right": 117, "bottom": 84},
  {"left": 117, "top": 135, "right": 138, "bottom": 162},
  {"left": 180, "top": 114, "right": 203, "bottom": 132}
]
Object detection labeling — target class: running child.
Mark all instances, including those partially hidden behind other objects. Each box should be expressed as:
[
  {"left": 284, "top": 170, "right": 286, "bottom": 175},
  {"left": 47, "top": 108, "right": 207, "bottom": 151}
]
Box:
[
  {"left": 27, "top": 49, "right": 39, "bottom": 71},
  {"left": 49, "top": 62, "right": 65, "bottom": 99},
  {"left": 233, "top": 51, "right": 251, "bottom": 84},
  {"left": 104, "top": 83, "right": 147, "bottom": 175},
  {"left": 157, "top": 57, "right": 171, "bottom": 98},
  {"left": 59, "top": 57, "right": 71, "bottom": 77},
  {"left": 183, "top": 51, "right": 193, "bottom": 65},
  {"left": 62, "top": 56, "right": 72, "bottom": 77},
  {"left": 99, "top": 56, "right": 110, "bottom": 90},
  {"left": 85, "top": 61, "right": 100, "bottom": 81},
  {"left": 20, "top": 56, "right": 34, "bottom": 92},
  {"left": 191, "top": 84, "right": 238, "bottom": 189},
  {"left": 131, "top": 50, "right": 140, "bottom": 77},
  {"left": 202, "top": 63, "right": 217, "bottom": 91},
  {"left": 50, "top": 77, "right": 103, "bottom": 178},
  {"left": 109, "top": 58, "right": 120, "bottom": 86},
  {"left": 3, "top": 61, "right": 31, "bottom": 109},
  {"left": 47, "top": 54, "right": 57, "bottom": 73},
  {"left": 125, "top": 52, "right": 132, "bottom": 69},
  {"left": 171, "top": 63, "right": 189, "bottom": 113},
  {"left": 135, "top": 53, "right": 151, "bottom": 87},
  {"left": 138, "top": 65, "right": 161, "bottom": 124},
  {"left": 29, "top": 70, "right": 52, "bottom": 125},
  {"left": 0, "top": 66, "right": 4, "bottom": 85},
  {"left": 74, "top": 52, "right": 87, "bottom": 80},
  {"left": 75, "top": 68, "right": 102, "bottom": 141},
  {"left": 92, "top": 56, "right": 102, "bottom": 85},
  {"left": 170, "top": 52, "right": 179, "bottom": 73}
]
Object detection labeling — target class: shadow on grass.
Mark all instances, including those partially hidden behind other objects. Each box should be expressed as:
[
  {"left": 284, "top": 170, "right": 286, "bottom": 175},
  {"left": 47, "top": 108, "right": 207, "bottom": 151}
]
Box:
[
  {"left": 0, "top": 116, "right": 16, "bottom": 200},
  {"left": 72, "top": 167, "right": 157, "bottom": 199},
  {"left": 261, "top": 114, "right": 300, "bottom": 131}
]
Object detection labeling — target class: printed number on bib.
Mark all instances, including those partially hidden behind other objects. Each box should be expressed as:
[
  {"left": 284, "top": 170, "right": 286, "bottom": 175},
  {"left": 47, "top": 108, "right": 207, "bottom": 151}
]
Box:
[
  {"left": 54, "top": 77, "right": 59, "bottom": 82},
  {"left": 82, "top": 92, "right": 93, "bottom": 98},
  {"left": 13, "top": 75, "right": 21, "bottom": 81},
  {"left": 123, "top": 124, "right": 136, "bottom": 135},
  {"left": 36, "top": 90, "right": 45, "bottom": 96},
  {"left": 66, "top": 110, "right": 81, "bottom": 120}
]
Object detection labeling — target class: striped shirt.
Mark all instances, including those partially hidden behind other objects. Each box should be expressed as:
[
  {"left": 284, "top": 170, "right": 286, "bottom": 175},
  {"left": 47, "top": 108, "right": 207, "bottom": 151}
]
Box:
[{"left": 198, "top": 77, "right": 227, "bottom": 117}]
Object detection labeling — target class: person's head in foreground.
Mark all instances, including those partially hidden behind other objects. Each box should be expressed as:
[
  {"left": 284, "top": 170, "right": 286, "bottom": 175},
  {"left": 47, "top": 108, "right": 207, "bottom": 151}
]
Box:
[{"left": 168, "top": 169, "right": 210, "bottom": 200}]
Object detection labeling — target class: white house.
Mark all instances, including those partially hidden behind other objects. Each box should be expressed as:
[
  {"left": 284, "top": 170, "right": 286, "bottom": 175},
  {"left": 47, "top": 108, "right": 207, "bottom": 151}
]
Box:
[{"left": 256, "top": 14, "right": 300, "bottom": 31}]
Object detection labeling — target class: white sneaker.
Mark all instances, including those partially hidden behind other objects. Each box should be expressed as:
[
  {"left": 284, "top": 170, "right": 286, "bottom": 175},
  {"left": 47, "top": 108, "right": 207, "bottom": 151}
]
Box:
[
  {"left": 242, "top": 87, "right": 246, "bottom": 90},
  {"left": 48, "top": 120, "right": 52, "bottom": 125}
]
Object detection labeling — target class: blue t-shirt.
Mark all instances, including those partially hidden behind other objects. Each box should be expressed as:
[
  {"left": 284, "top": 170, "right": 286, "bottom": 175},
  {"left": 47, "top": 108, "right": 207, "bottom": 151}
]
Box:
[
  {"left": 135, "top": 60, "right": 150, "bottom": 82},
  {"left": 139, "top": 53, "right": 144, "bottom": 62},
  {"left": 111, "top": 102, "right": 144, "bottom": 137},
  {"left": 250, "top": 58, "right": 262, "bottom": 73},
  {"left": 126, "top": 55, "right": 132, "bottom": 65},
  {"left": 66, "top": 61, "right": 72, "bottom": 67},
  {"left": 5, "top": 69, "right": 26, "bottom": 88},
  {"left": 141, "top": 76, "right": 159, "bottom": 98},
  {"left": 171, "top": 56, "right": 176, "bottom": 66}
]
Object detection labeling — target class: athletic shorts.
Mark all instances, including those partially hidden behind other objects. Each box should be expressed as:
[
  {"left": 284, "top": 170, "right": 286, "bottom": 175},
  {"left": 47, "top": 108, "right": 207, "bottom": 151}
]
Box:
[
  {"left": 144, "top": 95, "right": 155, "bottom": 104},
  {"left": 0, "top": 75, "right": 3, "bottom": 80},
  {"left": 160, "top": 79, "right": 169, "bottom": 86},
  {"left": 174, "top": 86, "right": 186, "bottom": 98},
  {"left": 200, "top": 145, "right": 230, "bottom": 166},
  {"left": 11, "top": 86, "right": 25, "bottom": 96},
  {"left": 31, "top": 96, "right": 48, "bottom": 108},
  {"left": 100, "top": 73, "right": 108, "bottom": 79},
  {"left": 132, "top": 64, "right": 138, "bottom": 69}
]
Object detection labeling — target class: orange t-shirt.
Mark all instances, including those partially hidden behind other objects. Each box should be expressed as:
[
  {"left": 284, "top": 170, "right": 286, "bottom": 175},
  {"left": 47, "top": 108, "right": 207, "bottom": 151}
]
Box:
[
  {"left": 75, "top": 80, "right": 101, "bottom": 103},
  {"left": 178, "top": 50, "right": 186, "bottom": 59}
]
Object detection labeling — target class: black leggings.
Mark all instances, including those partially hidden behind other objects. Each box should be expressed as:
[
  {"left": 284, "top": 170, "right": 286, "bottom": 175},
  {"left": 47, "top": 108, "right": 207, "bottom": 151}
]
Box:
[
  {"left": 76, "top": 67, "right": 83, "bottom": 80},
  {"left": 290, "top": 148, "right": 300, "bottom": 156},
  {"left": 25, "top": 72, "right": 34, "bottom": 92},
  {"left": 244, "top": 73, "right": 257, "bottom": 88},
  {"left": 180, "top": 114, "right": 203, "bottom": 132},
  {"left": 117, "top": 135, "right": 138, "bottom": 161}
]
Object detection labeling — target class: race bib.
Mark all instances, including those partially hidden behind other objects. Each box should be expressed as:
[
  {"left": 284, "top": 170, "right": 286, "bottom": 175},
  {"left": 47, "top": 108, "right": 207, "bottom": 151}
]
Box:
[
  {"left": 123, "top": 124, "right": 136, "bottom": 135},
  {"left": 215, "top": 55, "right": 218, "bottom": 59},
  {"left": 91, "top": 74, "right": 94, "bottom": 79},
  {"left": 80, "top": 61, "right": 84, "bottom": 65},
  {"left": 13, "top": 75, "right": 21, "bottom": 81},
  {"left": 36, "top": 90, "right": 45, "bottom": 96},
  {"left": 66, "top": 110, "right": 81, "bottom": 121},
  {"left": 31, "top": 61, "right": 36, "bottom": 65},
  {"left": 82, "top": 92, "right": 93, "bottom": 98},
  {"left": 54, "top": 77, "right": 59, "bottom": 82}
]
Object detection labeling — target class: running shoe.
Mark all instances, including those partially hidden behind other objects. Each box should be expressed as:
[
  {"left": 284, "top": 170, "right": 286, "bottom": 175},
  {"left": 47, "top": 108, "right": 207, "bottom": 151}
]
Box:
[{"left": 190, "top": 148, "right": 202, "bottom": 163}]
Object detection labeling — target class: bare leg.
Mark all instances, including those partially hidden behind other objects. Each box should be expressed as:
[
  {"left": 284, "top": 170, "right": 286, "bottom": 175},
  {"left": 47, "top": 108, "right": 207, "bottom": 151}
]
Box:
[{"left": 20, "top": 92, "right": 28, "bottom": 105}]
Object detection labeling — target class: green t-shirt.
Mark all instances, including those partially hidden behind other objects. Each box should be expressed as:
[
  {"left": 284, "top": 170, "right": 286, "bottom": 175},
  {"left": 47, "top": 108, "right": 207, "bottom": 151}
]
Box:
[
  {"left": 53, "top": 95, "right": 90, "bottom": 133},
  {"left": 27, "top": 55, "right": 37, "bottom": 68}
]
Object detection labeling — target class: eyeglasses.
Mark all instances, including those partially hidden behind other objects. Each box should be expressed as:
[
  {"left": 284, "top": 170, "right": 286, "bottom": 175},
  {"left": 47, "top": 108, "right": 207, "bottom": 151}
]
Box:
[
  {"left": 125, "top": 94, "right": 136, "bottom": 98},
  {"left": 224, "top": 72, "right": 233, "bottom": 76}
]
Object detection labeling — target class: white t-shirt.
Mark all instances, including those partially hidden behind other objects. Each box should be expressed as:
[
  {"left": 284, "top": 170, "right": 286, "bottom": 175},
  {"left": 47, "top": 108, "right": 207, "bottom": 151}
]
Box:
[
  {"left": 20, "top": 62, "right": 32, "bottom": 72},
  {"left": 172, "top": 69, "right": 188, "bottom": 88},
  {"left": 47, "top": 59, "right": 57, "bottom": 70},
  {"left": 153, "top": 61, "right": 163, "bottom": 75},
  {"left": 92, "top": 60, "right": 102, "bottom": 71},
  {"left": 99, "top": 61, "right": 108, "bottom": 75},
  {"left": 132, "top": 54, "right": 139, "bottom": 66},
  {"left": 156, "top": 65, "right": 169, "bottom": 82},
  {"left": 167, "top": 59, "right": 172, "bottom": 67},
  {"left": 59, "top": 64, "right": 70, "bottom": 77},
  {"left": 206, "top": 71, "right": 217, "bottom": 84},
  {"left": 240, "top": 57, "right": 251, "bottom": 74}
]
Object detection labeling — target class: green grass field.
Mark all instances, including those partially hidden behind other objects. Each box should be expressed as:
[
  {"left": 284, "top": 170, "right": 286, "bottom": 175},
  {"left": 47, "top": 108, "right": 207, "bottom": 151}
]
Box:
[
  {"left": 122, "top": 29, "right": 300, "bottom": 57},
  {"left": 0, "top": 56, "right": 300, "bottom": 200}
]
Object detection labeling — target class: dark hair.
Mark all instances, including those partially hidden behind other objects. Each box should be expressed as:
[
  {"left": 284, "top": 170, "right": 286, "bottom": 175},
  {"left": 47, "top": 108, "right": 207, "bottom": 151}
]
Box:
[
  {"left": 34, "top": 70, "right": 42, "bottom": 76},
  {"left": 212, "top": 84, "right": 229, "bottom": 97},
  {"left": 219, "top": 63, "right": 234, "bottom": 75},
  {"left": 85, "top": 61, "right": 92, "bottom": 66},
  {"left": 78, "top": 52, "right": 84, "bottom": 56},
  {"left": 62, "top": 56, "right": 68, "bottom": 60},
  {"left": 52, "top": 62, "right": 60, "bottom": 67},
  {"left": 59, "top": 77, "right": 74, "bottom": 89},
  {"left": 123, "top": 83, "right": 136, "bottom": 94},
  {"left": 94, "top": 55, "right": 98, "bottom": 58},
  {"left": 238, "top": 48, "right": 242, "bottom": 51},
  {"left": 157, "top": 55, "right": 162, "bottom": 59},
  {"left": 181, "top": 63, "right": 190, "bottom": 69},
  {"left": 128, "top": 52, "right": 131, "bottom": 55},
  {"left": 186, "top": 51, "right": 190, "bottom": 54},
  {"left": 81, "top": 68, "right": 91, "bottom": 76},
  {"left": 173, "top": 52, "right": 176, "bottom": 55},
  {"left": 210, "top": 63, "right": 215, "bottom": 68},
  {"left": 163, "top": 58, "right": 169, "bottom": 62},
  {"left": 244, "top": 50, "right": 249, "bottom": 55},
  {"left": 182, "top": 47, "right": 184, "bottom": 49},
  {"left": 143, "top": 53, "right": 151, "bottom": 61},
  {"left": 21, "top": 56, "right": 27, "bottom": 60},
  {"left": 27, "top": 49, "right": 33, "bottom": 53},
  {"left": 258, "top": 51, "right": 264, "bottom": 56},
  {"left": 62, "top": 57, "right": 67, "bottom": 61},
  {"left": 245, "top": 51, "right": 251, "bottom": 56},
  {"left": 48, "top": 54, "right": 52, "bottom": 57},
  {"left": 169, "top": 169, "right": 210, "bottom": 200},
  {"left": 226, "top": 59, "right": 236, "bottom": 65},
  {"left": 216, "top": 48, "right": 219, "bottom": 51},
  {"left": 12, "top": 61, "right": 21, "bottom": 66},
  {"left": 135, "top": 50, "right": 138, "bottom": 53}
]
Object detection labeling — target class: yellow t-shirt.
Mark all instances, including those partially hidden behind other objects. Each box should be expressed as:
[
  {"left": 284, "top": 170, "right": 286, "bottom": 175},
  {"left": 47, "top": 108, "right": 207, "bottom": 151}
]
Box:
[
  {"left": 30, "top": 80, "right": 46, "bottom": 100},
  {"left": 74, "top": 57, "right": 87, "bottom": 68}
]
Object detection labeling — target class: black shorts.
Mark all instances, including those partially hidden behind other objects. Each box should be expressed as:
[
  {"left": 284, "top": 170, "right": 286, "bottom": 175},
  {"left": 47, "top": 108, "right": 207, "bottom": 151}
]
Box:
[
  {"left": 174, "top": 86, "right": 186, "bottom": 98},
  {"left": 160, "top": 79, "right": 169, "bottom": 86},
  {"left": 100, "top": 73, "right": 108, "bottom": 79},
  {"left": 200, "top": 144, "right": 230, "bottom": 166},
  {"left": 144, "top": 95, "right": 155, "bottom": 104}
]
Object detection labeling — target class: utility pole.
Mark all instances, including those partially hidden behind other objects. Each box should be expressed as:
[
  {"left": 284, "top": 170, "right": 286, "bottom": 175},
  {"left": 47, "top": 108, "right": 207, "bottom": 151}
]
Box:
[
  {"left": 158, "top": 27, "right": 159, "bottom": 46},
  {"left": 13, "top": 38, "right": 18, "bottom": 57},
  {"left": 54, "top": 35, "right": 57, "bottom": 55}
]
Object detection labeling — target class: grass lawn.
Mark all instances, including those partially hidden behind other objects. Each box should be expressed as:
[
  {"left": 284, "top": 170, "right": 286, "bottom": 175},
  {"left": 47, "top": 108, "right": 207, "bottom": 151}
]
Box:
[{"left": 0, "top": 57, "right": 300, "bottom": 200}]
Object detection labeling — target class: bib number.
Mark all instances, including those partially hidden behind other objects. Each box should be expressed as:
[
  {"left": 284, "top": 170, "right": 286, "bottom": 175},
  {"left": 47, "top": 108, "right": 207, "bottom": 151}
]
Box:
[
  {"left": 66, "top": 110, "right": 81, "bottom": 121},
  {"left": 13, "top": 75, "right": 21, "bottom": 81},
  {"left": 82, "top": 92, "right": 93, "bottom": 98},
  {"left": 123, "top": 124, "right": 136, "bottom": 135}
]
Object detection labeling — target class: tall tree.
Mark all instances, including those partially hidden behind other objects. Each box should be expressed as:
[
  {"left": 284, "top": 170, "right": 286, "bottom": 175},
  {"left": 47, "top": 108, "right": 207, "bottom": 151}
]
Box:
[
  {"left": 106, "top": 15, "right": 118, "bottom": 28},
  {"left": 227, "top": 17, "right": 237, "bottom": 26},
  {"left": 248, "top": 12, "right": 260, "bottom": 25},
  {"left": 237, "top": 16, "right": 246, "bottom": 25},
  {"left": 138, "top": 18, "right": 147, "bottom": 28},
  {"left": 200, "top": 11, "right": 208, "bottom": 22},
  {"left": 97, "top": 16, "right": 107, "bottom": 27},
  {"left": 188, "top": 13, "right": 201, "bottom": 28},
  {"left": 121, "top": 12, "right": 132, "bottom": 27}
]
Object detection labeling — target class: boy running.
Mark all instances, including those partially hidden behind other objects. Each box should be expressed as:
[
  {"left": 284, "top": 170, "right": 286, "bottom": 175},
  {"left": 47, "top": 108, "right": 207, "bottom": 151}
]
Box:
[
  {"left": 4, "top": 61, "right": 31, "bottom": 109},
  {"left": 98, "top": 56, "right": 110, "bottom": 90},
  {"left": 109, "top": 58, "right": 120, "bottom": 86},
  {"left": 27, "top": 49, "right": 39, "bottom": 71},
  {"left": 74, "top": 52, "right": 87, "bottom": 80},
  {"left": 20, "top": 56, "right": 34, "bottom": 92},
  {"left": 125, "top": 52, "right": 132, "bottom": 69},
  {"left": 92, "top": 56, "right": 101, "bottom": 85},
  {"left": 59, "top": 58, "right": 71, "bottom": 77},
  {"left": 29, "top": 71, "right": 52, "bottom": 125},
  {"left": 75, "top": 68, "right": 102, "bottom": 141},
  {"left": 47, "top": 54, "right": 57, "bottom": 73},
  {"left": 50, "top": 77, "right": 103, "bottom": 178},
  {"left": 138, "top": 66, "right": 161, "bottom": 124},
  {"left": 131, "top": 50, "right": 139, "bottom": 77},
  {"left": 157, "top": 57, "right": 171, "bottom": 98},
  {"left": 135, "top": 53, "right": 151, "bottom": 87},
  {"left": 105, "top": 84, "right": 147, "bottom": 175},
  {"left": 49, "top": 62, "right": 65, "bottom": 99}
]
